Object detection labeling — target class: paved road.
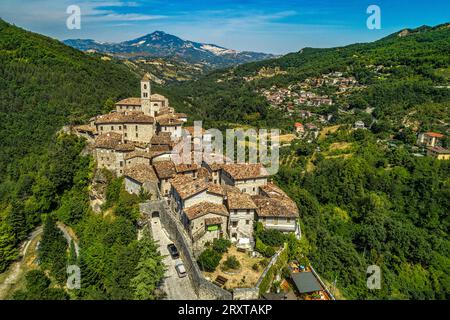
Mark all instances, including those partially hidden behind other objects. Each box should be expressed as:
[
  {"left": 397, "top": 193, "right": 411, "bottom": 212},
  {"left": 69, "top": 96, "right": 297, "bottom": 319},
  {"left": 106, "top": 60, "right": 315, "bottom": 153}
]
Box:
[{"left": 150, "top": 217, "right": 197, "bottom": 300}]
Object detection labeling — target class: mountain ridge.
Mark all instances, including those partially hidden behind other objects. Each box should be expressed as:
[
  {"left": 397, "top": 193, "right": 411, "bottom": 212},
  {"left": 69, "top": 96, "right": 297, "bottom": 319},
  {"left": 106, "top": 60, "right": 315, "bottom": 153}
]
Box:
[{"left": 64, "top": 31, "right": 276, "bottom": 68}]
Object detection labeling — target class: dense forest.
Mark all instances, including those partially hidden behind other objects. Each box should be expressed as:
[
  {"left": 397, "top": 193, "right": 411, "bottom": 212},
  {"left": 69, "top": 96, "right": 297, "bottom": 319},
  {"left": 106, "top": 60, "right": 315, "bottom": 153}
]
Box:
[
  {"left": 275, "top": 129, "right": 449, "bottom": 299},
  {"left": 0, "top": 19, "right": 165, "bottom": 299},
  {"left": 0, "top": 18, "right": 449, "bottom": 300}
]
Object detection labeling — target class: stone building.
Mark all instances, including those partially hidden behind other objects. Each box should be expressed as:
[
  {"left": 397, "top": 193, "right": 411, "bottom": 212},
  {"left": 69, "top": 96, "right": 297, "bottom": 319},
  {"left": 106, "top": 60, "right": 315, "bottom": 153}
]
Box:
[
  {"left": 221, "top": 163, "right": 269, "bottom": 195},
  {"left": 124, "top": 163, "right": 159, "bottom": 197},
  {"left": 183, "top": 202, "right": 229, "bottom": 249},
  {"left": 226, "top": 192, "right": 257, "bottom": 248},
  {"left": 153, "top": 160, "right": 177, "bottom": 197},
  {"left": 95, "top": 132, "right": 135, "bottom": 176}
]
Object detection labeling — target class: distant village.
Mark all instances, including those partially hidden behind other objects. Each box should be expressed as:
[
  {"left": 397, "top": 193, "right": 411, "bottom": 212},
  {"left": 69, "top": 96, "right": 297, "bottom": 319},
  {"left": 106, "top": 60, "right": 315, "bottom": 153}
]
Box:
[{"left": 258, "top": 69, "right": 449, "bottom": 159}]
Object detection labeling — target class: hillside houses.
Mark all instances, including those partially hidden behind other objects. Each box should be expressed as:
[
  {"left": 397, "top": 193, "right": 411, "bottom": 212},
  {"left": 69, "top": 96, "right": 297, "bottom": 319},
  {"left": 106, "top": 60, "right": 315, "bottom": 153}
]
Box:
[{"left": 74, "top": 75, "right": 300, "bottom": 253}]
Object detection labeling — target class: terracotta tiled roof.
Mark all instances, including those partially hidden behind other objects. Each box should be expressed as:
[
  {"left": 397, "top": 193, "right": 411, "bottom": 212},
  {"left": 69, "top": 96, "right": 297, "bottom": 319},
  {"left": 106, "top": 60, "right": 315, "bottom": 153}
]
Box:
[
  {"left": 251, "top": 195, "right": 299, "bottom": 218},
  {"left": 142, "top": 73, "right": 151, "bottom": 81},
  {"left": 153, "top": 160, "right": 177, "bottom": 179},
  {"left": 184, "top": 126, "right": 206, "bottom": 136},
  {"left": 428, "top": 146, "right": 450, "bottom": 154},
  {"left": 175, "top": 113, "right": 188, "bottom": 118},
  {"left": 184, "top": 202, "right": 229, "bottom": 221},
  {"left": 170, "top": 176, "right": 208, "bottom": 200},
  {"left": 175, "top": 163, "right": 199, "bottom": 173},
  {"left": 197, "top": 167, "right": 212, "bottom": 180},
  {"left": 124, "top": 150, "right": 164, "bottom": 160},
  {"left": 124, "top": 164, "right": 158, "bottom": 184},
  {"left": 150, "top": 93, "right": 166, "bottom": 101},
  {"left": 227, "top": 192, "right": 257, "bottom": 210},
  {"left": 149, "top": 145, "right": 171, "bottom": 152},
  {"left": 259, "top": 183, "right": 289, "bottom": 199},
  {"left": 205, "top": 217, "right": 224, "bottom": 226},
  {"left": 94, "top": 132, "right": 122, "bottom": 149},
  {"left": 151, "top": 132, "right": 173, "bottom": 145},
  {"left": 115, "top": 97, "right": 141, "bottom": 106},
  {"left": 425, "top": 132, "right": 444, "bottom": 138},
  {"left": 74, "top": 124, "right": 97, "bottom": 134},
  {"left": 157, "top": 107, "right": 173, "bottom": 115},
  {"left": 207, "top": 183, "right": 240, "bottom": 196},
  {"left": 95, "top": 111, "right": 154, "bottom": 124},
  {"left": 157, "top": 117, "right": 183, "bottom": 126},
  {"left": 222, "top": 163, "right": 269, "bottom": 180}
]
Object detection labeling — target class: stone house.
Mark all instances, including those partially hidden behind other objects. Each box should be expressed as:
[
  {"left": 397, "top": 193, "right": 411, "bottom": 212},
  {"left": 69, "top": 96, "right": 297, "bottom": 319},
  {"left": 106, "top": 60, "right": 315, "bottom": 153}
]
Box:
[
  {"left": 94, "top": 111, "right": 155, "bottom": 144},
  {"left": 221, "top": 163, "right": 269, "bottom": 195},
  {"left": 95, "top": 132, "right": 135, "bottom": 176},
  {"left": 418, "top": 132, "right": 444, "bottom": 147},
  {"left": 153, "top": 160, "right": 177, "bottom": 197},
  {"left": 226, "top": 192, "right": 257, "bottom": 248},
  {"left": 427, "top": 146, "right": 450, "bottom": 160},
  {"left": 124, "top": 163, "right": 159, "bottom": 198},
  {"left": 183, "top": 202, "right": 229, "bottom": 249}
]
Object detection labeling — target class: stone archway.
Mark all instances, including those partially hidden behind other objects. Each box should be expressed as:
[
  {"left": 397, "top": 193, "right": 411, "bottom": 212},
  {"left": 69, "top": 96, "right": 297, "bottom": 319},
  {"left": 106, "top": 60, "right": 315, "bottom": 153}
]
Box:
[{"left": 152, "top": 211, "right": 160, "bottom": 218}]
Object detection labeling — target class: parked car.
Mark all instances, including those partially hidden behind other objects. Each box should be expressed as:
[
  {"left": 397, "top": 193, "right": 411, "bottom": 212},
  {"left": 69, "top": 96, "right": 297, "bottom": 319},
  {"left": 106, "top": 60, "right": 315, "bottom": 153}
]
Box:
[
  {"left": 167, "top": 243, "right": 180, "bottom": 259},
  {"left": 175, "top": 262, "right": 187, "bottom": 278}
]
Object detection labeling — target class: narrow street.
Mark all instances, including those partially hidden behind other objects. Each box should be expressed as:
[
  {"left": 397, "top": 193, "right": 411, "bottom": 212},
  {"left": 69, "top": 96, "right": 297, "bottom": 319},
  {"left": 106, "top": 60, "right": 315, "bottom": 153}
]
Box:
[{"left": 149, "top": 217, "right": 197, "bottom": 300}]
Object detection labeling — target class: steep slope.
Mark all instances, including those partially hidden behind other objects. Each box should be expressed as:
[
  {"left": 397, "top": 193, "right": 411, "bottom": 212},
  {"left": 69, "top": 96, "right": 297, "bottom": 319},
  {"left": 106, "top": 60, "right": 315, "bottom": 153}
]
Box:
[
  {"left": 0, "top": 19, "right": 140, "bottom": 179},
  {"left": 64, "top": 31, "right": 276, "bottom": 68}
]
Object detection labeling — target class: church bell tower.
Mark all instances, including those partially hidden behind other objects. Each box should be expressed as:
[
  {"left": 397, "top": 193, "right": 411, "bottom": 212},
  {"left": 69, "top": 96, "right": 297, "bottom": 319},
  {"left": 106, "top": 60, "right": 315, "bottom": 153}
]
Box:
[{"left": 141, "top": 74, "right": 152, "bottom": 116}]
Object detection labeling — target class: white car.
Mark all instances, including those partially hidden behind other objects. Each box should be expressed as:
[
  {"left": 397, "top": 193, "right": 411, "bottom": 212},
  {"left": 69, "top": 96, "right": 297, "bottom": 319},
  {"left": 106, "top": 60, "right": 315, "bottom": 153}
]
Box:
[{"left": 175, "top": 262, "right": 187, "bottom": 278}]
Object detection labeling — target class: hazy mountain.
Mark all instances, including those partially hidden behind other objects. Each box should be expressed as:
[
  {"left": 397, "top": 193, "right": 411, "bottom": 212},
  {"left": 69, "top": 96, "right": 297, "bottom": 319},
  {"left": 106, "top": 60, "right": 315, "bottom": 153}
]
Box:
[{"left": 64, "top": 31, "right": 276, "bottom": 68}]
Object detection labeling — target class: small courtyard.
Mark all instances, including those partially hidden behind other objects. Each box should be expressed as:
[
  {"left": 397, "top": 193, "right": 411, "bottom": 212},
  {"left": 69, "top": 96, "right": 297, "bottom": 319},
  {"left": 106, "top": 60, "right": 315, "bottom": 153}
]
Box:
[{"left": 202, "top": 245, "right": 267, "bottom": 289}]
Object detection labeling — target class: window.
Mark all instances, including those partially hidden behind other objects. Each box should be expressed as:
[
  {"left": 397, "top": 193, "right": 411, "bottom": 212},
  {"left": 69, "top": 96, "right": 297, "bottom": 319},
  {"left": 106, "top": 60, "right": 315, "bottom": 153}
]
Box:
[
  {"left": 119, "top": 161, "right": 123, "bottom": 167},
  {"left": 124, "top": 125, "right": 127, "bottom": 129},
  {"left": 246, "top": 220, "right": 250, "bottom": 225},
  {"left": 100, "top": 126, "right": 103, "bottom": 131},
  {"left": 136, "top": 125, "right": 138, "bottom": 131},
  {"left": 111, "top": 126, "right": 114, "bottom": 130},
  {"left": 144, "top": 84, "right": 147, "bottom": 89},
  {"left": 119, "top": 126, "right": 122, "bottom": 130},
  {"left": 287, "top": 218, "right": 291, "bottom": 223},
  {"left": 136, "top": 133, "right": 138, "bottom": 138},
  {"left": 232, "top": 233, "right": 237, "bottom": 238},
  {"left": 234, "top": 210, "right": 238, "bottom": 215},
  {"left": 124, "top": 133, "right": 127, "bottom": 137},
  {"left": 231, "top": 221, "right": 238, "bottom": 228},
  {"left": 246, "top": 209, "right": 250, "bottom": 215},
  {"left": 252, "top": 187, "right": 256, "bottom": 192}
]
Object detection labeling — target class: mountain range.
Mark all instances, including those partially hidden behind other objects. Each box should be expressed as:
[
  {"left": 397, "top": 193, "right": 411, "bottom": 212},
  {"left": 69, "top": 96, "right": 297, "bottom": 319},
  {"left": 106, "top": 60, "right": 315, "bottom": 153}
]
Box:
[{"left": 64, "top": 31, "right": 276, "bottom": 68}]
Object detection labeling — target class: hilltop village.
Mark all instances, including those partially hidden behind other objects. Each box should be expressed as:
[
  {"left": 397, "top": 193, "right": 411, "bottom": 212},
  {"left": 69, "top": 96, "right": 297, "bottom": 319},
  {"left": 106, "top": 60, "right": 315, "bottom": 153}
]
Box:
[{"left": 74, "top": 75, "right": 300, "bottom": 253}]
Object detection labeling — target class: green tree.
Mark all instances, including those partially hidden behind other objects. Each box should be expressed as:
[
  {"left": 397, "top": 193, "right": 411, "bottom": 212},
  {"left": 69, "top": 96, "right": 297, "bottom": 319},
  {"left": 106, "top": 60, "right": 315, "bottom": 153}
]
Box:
[{"left": 130, "top": 230, "right": 165, "bottom": 300}]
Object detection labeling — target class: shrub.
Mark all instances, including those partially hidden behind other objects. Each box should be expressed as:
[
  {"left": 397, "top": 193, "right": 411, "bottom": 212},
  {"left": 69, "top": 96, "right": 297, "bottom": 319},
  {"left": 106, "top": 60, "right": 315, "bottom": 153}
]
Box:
[
  {"left": 259, "top": 258, "right": 269, "bottom": 268},
  {"left": 255, "top": 238, "right": 268, "bottom": 255},
  {"left": 264, "top": 246, "right": 276, "bottom": 258},
  {"left": 222, "top": 255, "right": 240, "bottom": 271},
  {"left": 252, "top": 263, "right": 260, "bottom": 271},
  {"left": 258, "top": 229, "right": 286, "bottom": 247},
  {"left": 212, "top": 238, "right": 231, "bottom": 254},
  {"left": 197, "top": 248, "right": 221, "bottom": 272}
]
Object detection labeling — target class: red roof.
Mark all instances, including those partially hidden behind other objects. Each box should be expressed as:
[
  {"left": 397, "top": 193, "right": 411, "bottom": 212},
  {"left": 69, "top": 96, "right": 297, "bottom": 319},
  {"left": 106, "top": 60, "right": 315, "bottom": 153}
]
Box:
[
  {"left": 425, "top": 132, "right": 444, "bottom": 138},
  {"left": 295, "top": 122, "right": 303, "bottom": 127}
]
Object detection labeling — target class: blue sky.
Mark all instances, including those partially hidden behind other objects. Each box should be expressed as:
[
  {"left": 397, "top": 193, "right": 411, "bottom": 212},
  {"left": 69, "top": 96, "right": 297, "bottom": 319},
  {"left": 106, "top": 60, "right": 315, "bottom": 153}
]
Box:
[{"left": 1, "top": 0, "right": 449, "bottom": 54}]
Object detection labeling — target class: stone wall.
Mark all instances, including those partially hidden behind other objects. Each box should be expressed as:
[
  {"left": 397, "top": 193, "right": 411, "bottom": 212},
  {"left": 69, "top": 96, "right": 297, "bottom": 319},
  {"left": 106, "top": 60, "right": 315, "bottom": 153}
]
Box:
[{"left": 140, "top": 200, "right": 232, "bottom": 300}]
